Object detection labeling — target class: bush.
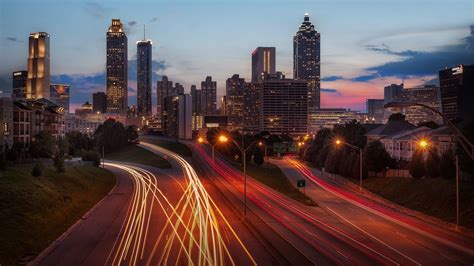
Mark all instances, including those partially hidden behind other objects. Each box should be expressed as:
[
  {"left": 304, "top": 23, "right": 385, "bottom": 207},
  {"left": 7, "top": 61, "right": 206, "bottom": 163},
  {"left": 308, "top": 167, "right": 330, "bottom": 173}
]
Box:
[
  {"left": 0, "top": 152, "right": 6, "bottom": 171},
  {"left": 425, "top": 149, "right": 440, "bottom": 178},
  {"left": 409, "top": 150, "right": 426, "bottom": 179},
  {"left": 31, "top": 162, "right": 43, "bottom": 177},
  {"left": 440, "top": 152, "right": 456, "bottom": 179},
  {"left": 253, "top": 147, "right": 264, "bottom": 166},
  {"left": 363, "top": 140, "right": 392, "bottom": 173},
  {"left": 53, "top": 153, "right": 65, "bottom": 173},
  {"left": 82, "top": 151, "right": 101, "bottom": 167}
]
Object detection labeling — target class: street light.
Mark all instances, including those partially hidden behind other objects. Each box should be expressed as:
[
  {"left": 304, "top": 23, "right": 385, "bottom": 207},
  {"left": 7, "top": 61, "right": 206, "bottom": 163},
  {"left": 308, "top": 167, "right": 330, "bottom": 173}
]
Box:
[
  {"left": 335, "top": 138, "right": 363, "bottom": 192},
  {"left": 418, "top": 139, "right": 429, "bottom": 149},
  {"left": 197, "top": 134, "right": 228, "bottom": 179},
  {"left": 385, "top": 101, "right": 474, "bottom": 226},
  {"left": 221, "top": 134, "right": 257, "bottom": 217}
]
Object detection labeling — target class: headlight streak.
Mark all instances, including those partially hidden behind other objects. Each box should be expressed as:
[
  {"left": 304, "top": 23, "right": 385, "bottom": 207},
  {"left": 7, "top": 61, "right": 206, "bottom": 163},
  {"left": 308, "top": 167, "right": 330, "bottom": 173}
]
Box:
[{"left": 104, "top": 142, "right": 257, "bottom": 266}]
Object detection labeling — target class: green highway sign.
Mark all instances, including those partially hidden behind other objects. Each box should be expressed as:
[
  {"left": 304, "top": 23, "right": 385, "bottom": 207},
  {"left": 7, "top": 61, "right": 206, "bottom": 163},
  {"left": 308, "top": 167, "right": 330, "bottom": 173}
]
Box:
[{"left": 297, "top": 179, "right": 306, "bottom": 188}]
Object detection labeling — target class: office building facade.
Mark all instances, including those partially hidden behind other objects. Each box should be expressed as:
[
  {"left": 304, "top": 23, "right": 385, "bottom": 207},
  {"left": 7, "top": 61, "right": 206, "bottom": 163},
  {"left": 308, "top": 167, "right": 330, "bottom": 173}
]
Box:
[
  {"left": 226, "top": 74, "right": 245, "bottom": 130},
  {"left": 136, "top": 39, "right": 152, "bottom": 116},
  {"left": 293, "top": 13, "right": 321, "bottom": 131},
  {"left": 12, "top": 70, "right": 28, "bottom": 99},
  {"left": 243, "top": 82, "right": 261, "bottom": 134},
  {"left": 93, "top": 92, "right": 107, "bottom": 114},
  {"left": 157, "top": 76, "right": 174, "bottom": 116},
  {"left": 260, "top": 73, "right": 308, "bottom": 135},
  {"left": 366, "top": 99, "right": 385, "bottom": 123},
  {"left": 251, "top": 47, "right": 276, "bottom": 83},
  {"left": 201, "top": 76, "right": 217, "bottom": 115},
  {"left": 27, "top": 32, "right": 50, "bottom": 100},
  {"left": 439, "top": 65, "right": 474, "bottom": 122},
  {"left": 106, "top": 19, "right": 128, "bottom": 114}
]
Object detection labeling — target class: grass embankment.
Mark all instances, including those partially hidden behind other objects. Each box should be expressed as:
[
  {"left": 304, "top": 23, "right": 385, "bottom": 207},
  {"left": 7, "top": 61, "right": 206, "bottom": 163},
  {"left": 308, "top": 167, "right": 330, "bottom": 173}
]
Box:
[
  {"left": 142, "top": 139, "right": 192, "bottom": 157},
  {"left": 361, "top": 177, "right": 474, "bottom": 229},
  {"left": 238, "top": 162, "right": 317, "bottom": 206},
  {"left": 0, "top": 165, "right": 115, "bottom": 265},
  {"left": 106, "top": 144, "right": 171, "bottom": 168}
]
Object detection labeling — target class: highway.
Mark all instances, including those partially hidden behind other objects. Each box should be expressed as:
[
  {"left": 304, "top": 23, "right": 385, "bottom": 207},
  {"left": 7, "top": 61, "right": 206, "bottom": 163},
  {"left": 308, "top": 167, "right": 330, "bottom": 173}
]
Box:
[
  {"left": 275, "top": 156, "right": 474, "bottom": 265},
  {"left": 33, "top": 145, "right": 259, "bottom": 265}
]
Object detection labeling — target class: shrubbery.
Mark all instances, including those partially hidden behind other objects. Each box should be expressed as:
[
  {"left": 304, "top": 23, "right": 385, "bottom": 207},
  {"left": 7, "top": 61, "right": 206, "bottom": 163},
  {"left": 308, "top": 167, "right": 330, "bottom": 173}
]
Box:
[{"left": 82, "top": 151, "right": 101, "bottom": 167}]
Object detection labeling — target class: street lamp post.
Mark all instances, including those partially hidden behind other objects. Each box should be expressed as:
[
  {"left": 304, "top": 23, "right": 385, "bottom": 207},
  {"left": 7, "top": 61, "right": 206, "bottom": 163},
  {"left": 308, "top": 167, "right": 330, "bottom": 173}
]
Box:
[
  {"left": 385, "top": 101, "right": 474, "bottom": 226},
  {"left": 335, "top": 139, "right": 363, "bottom": 192},
  {"left": 258, "top": 141, "right": 267, "bottom": 162}
]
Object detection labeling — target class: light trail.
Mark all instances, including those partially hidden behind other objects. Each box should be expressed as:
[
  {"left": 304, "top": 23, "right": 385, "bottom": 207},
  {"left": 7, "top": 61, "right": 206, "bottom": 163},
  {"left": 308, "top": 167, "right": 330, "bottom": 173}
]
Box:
[
  {"left": 104, "top": 143, "right": 257, "bottom": 266},
  {"left": 285, "top": 156, "right": 474, "bottom": 259},
  {"left": 191, "top": 144, "right": 399, "bottom": 265}
]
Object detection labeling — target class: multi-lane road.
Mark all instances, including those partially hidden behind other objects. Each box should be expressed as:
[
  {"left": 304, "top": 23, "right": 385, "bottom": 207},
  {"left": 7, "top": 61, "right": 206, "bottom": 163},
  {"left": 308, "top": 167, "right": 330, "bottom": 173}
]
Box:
[{"left": 32, "top": 137, "right": 474, "bottom": 265}]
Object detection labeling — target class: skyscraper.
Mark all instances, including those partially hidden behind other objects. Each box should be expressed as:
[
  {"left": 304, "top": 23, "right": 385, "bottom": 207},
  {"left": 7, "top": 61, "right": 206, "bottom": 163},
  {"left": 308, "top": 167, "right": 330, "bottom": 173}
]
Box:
[
  {"left": 251, "top": 47, "right": 276, "bottom": 83},
  {"left": 27, "top": 32, "right": 50, "bottom": 100},
  {"left": 201, "top": 76, "right": 217, "bottom": 115},
  {"left": 261, "top": 73, "right": 308, "bottom": 135},
  {"left": 384, "top": 83, "right": 404, "bottom": 103},
  {"left": 226, "top": 74, "right": 245, "bottom": 129},
  {"left": 293, "top": 14, "right": 320, "bottom": 133},
  {"left": 157, "top": 76, "right": 174, "bottom": 115},
  {"left": 106, "top": 19, "right": 128, "bottom": 114},
  {"left": 439, "top": 65, "right": 474, "bottom": 122},
  {"left": 190, "top": 85, "right": 202, "bottom": 130},
  {"left": 50, "top": 84, "right": 70, "bottom": 113},
  {"left": 12, "top": 70, "right": 27, "bottom": 99},
  {"left": 136, "top": 39, "right": 152, "bottom": 116},
  {"left": 93, "top": 92, "right": 107, "bottom": 114}
]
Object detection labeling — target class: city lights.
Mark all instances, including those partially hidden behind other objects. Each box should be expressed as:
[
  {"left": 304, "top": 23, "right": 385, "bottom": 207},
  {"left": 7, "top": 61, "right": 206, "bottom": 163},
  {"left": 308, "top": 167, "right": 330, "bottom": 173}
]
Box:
[
  {"left": 418, "top": 139, "right": 429, "bottom": 149},
  {"left": 218, "top": 135, "right": 228, "bottom": 143}
]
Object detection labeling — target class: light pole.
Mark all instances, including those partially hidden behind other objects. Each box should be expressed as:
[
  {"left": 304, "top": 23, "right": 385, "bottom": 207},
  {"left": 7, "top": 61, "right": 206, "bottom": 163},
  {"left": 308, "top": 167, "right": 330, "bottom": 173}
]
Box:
[
  {"left": 335, "top": 138, "right": 363, "bottom": 191},
  {"left": 385, "top": 101, "right": 474, "bottom": 226},
  {"left": 198, "top": 135, "right": 227, "bottom": 179}
]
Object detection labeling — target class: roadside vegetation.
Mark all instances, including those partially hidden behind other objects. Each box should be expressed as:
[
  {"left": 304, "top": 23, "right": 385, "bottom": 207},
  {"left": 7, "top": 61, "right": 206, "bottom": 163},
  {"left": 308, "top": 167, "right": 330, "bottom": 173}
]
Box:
[
  {"left": 0, "top": 165, "right": 115, "bottom": 265},
  {"left": 142, "top": 138, "right": 193, "bottom": 157},
  {"left": 106, "top": 144, "right": 171, "bottom": 168},
  {"left": 204, "top": 129, "right": 316, "bottom": 206}
]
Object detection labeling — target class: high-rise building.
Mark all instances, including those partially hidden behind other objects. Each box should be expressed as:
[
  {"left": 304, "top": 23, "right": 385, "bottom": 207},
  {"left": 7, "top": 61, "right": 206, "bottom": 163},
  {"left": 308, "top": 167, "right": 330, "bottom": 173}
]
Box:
[
  {"left": 201, "top": 76, "right": 217, "bottom": 115},
  {"left": 106, "top": 19, "right": 128, "bottom": 114},
  {"left": 157, "top": 76, "right": 174, "bottom": 115},
  {"left": 50, "top": 84, "right": 70, "bottom": 113},
  {"left": 243, "top": 82, "right": 261, "bottom": 134},
  {"left": 190, "top": 85, "right": 202, "bottom": 130},
  {"left": 27, "top": 32, "right": 50, "bottom": 100},
  {"left": 251, "top": 47, "right": 276, "bottom": 83},
  {"left": 384, "top": 83, "right": 404, "bottom": 103},
  {"left": 366, "top": 99, "right": 385, "bottom": 123},
  {"left": 293, "top": 13, "right": 321, "bottom": 130},
  {"left": 226, "top": 74, "right": 245, "bottom": 129},
  {"left": 175, "top": 83, "right": 185, "bottom": 94},
  {"left": 439, "top": 65, "right": 474, "bottom": 122},
  {"left": 261, "top": 73, "right": 308, "bottom": 135},
  {"left": 136, "top": 39, "right": 152, "bottom": 116},
  {"left": 12, "top": 70, "right": 27, "bottom": 99},
  {"left": 93, "top": 92, "right": 107, "bottom": 114},
  {"left": 162, "top": 93, "right": 192, "bottom": 139},
  {"left": 0, "top": 97, "right": 13, "bottom": 148}
]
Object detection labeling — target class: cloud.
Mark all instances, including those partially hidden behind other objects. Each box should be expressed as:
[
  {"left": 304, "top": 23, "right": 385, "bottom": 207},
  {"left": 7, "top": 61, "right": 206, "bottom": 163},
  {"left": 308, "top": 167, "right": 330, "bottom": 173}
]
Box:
[
  {"left": 365, "top": 25, "right": 474, "bottom": 78},
  {"left": 149, "top": 17, "right": 159, "bottom": 23},
  {"left": 321, "top": 76, "right": 343, "bottom": 82},
  {"left": 128, "top": 21, "right": 137, "bottom": 27},
  {"left": 83, "top": 2, "right": 108, "bottom": 18},
  {"left": 5, "top": 37, "right": 23, "bottom": 43},
  {"left": 320, "top": 88, "right": 341, "bottom": 95},
  {"left": 124, "top": 20, "right": 140, "bottom": 35}
]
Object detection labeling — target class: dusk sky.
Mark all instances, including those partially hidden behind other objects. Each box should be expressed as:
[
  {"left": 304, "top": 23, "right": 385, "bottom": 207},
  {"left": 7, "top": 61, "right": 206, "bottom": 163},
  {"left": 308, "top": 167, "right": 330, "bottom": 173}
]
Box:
[{"left": 1, "top": 0, "right": 473, "bottom": 112}]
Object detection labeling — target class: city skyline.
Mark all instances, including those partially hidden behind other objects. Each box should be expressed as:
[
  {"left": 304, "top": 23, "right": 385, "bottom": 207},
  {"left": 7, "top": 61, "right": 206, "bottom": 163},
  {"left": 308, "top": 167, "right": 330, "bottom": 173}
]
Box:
[{"left": 1, "top": 0, "right": 473, "bottom": 112}]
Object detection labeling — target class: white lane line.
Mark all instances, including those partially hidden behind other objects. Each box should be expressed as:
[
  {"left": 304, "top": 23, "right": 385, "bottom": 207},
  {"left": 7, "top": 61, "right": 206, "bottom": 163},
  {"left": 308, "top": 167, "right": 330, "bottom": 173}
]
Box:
[{"left": 326, "top": 207, "right": 421, "bottom": 266}]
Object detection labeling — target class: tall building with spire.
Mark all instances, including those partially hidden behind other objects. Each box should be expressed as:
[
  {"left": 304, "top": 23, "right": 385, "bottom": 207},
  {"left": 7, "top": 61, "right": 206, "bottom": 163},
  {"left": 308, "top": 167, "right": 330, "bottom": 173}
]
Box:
[
  {"left": 106, "top": 19, "right": 128, "bottom": 114},
  {"left": 293, "top": 14, "right": 320, "bottom": 133},
  {"left": 136, "top": 27, "right": 152, "bottom": 116},
  {"left": 251, "top": 47, "right": 275, "bottom": 83},
  {"left": 27, "top": 32, "right": 50, "bottom": 99}
]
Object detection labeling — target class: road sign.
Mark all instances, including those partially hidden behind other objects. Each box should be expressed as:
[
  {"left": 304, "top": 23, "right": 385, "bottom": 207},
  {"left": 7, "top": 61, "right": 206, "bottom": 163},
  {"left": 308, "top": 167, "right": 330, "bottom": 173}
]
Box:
[{"left": 297, "top": 179, "right": 306, "bottom": 188}]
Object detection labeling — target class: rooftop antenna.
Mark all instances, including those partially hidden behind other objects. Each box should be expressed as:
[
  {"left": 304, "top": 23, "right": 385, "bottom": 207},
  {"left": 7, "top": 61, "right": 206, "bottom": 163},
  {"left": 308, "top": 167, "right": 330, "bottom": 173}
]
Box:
[{"left": 143, "top": 24, "right": 146, "bottom": 40}]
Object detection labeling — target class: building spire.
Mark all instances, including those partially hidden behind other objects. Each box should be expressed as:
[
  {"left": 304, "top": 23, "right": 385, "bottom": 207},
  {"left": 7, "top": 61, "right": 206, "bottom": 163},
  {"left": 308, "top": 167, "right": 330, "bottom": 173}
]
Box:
[{"left": 143, "top": 24, "right": 146, "bottom": 40}]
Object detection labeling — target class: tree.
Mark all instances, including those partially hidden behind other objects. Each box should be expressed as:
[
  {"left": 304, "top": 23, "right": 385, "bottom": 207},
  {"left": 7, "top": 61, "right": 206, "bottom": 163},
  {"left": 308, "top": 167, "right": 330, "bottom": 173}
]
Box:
[
  {"left": 30, "top": 132, "right": 56, "bottom": 158},
  {"left": 31, "top": 162, "right": 43, "bottom": 177},
  {"left": 363, "top": 140, "right": 392, "bottom": 173},
  {"left": 53, "top": 152, "right": 65, "bottom": 173},
  {"left": 94, "top": 119, "right": 127, "bottom": 153},
  {"left": 0, "top": 152, "right": 6, "bottom": 171},
  {"left": 409, "top": 149, "right": 426, "bottom": 179},
  {"left": 66, "top": 131, "right": 93, "bottom": 156},
  {"left": 82, "top": 150, "right": 101, "bottom": 167},
  {"left": 425, "top": 148, "right": 440, "bottom": 178},
  {"left": 388, "top": 113, "right": 406, "bottom": 122},
  {"left": 253, "top": 147, "right": 264, "bottom": 166},
  {"left": 440, "top": 151, "right": 456, "bottom": 179},
  {"left": 125, "top": 125, "right": 139, "bottom": 142}
]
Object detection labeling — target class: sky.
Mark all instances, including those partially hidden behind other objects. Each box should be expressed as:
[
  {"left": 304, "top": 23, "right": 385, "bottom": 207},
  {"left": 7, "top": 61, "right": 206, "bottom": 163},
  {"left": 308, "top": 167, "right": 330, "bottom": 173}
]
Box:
[{"left": 0, "top": 0, "right": 473, "bottom": 112}]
